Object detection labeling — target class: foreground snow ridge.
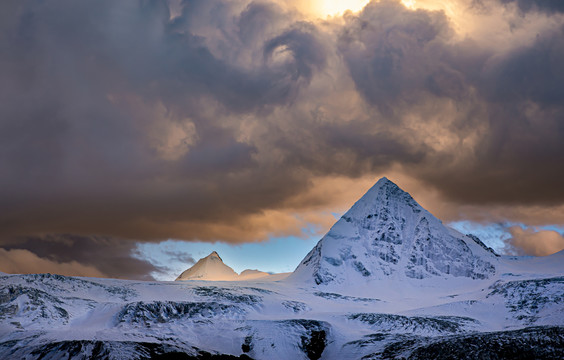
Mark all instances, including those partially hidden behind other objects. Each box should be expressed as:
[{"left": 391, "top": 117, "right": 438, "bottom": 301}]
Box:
[{"left": 1, "top": 178, "right": 563, "bottom": 359}]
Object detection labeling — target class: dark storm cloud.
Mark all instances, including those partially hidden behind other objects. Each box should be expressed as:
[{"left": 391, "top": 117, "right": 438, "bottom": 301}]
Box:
[
  {"left": 1, "top": 0, "right": 564, "bottom": 277},
  {"left": 479, "top": 27, "right": 564, "bottom": 105},
  {"left": 337, "top": 0, "right": 564, "bottom": 205},
  {"left": 338, "top": 0, "right": 454, "bottom": 111},
  {"left": 0, "top": 0, "right": 329, "bottom": 240},
  {"left": 266, "top": 117, "right": 428, "bottom": 178},
  {"left": 498, "top": 0, "right": 564, "bottom": 14},
  {"left": 160, "top": 1, "right": 328, "bottom": 113},
  {"left": 416, "top": 24, "right": 564, "bottom": 204}
]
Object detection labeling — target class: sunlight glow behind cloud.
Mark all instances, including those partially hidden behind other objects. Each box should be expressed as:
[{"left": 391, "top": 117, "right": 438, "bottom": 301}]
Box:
[
  {"left": 312, "top": 0, "right": 417, "bottom": 17},
  {"left": 313, "top": 0, "right": 369, "bottom": 16}
]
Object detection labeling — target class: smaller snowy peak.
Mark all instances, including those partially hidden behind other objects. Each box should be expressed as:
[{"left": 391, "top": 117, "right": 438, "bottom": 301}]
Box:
[
  {"left": 239, "top": 269, "right": 271, "bottom": 280},
  {"left": 175, "top": 252, "right": 272, "bottom": 281},
  {"left": 175, "top": 251, "right": 238, "bottom": 281}
]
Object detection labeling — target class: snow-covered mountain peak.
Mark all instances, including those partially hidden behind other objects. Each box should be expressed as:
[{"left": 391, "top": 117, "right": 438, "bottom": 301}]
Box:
[
  {"left": 176, "top": 251, "right": 238, "bottom": 281},
  {"left": 290, "top": 177, "right": 498, "bottom": 286},
  {"left": 348, "top": 176, "right": 415, "bottom": 208},
  {"left": 175, "top": 252, "right": 274, "bottom": 281},
  {"left": 342, "top": 177, "right": 426, "bottom": 225},
  {"left": 239, "top": 269, "right": 271, "bottom": 280}
]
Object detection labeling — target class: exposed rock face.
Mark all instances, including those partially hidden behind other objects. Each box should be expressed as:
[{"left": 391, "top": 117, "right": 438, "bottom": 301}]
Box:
[{"left": 291, "top": 178, "right": 497, "bottom": 285}]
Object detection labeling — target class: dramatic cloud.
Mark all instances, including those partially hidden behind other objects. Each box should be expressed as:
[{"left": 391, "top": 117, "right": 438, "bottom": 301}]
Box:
[
  {"left": 335, "top": 0, "right": 564, "bottom": 205},
  {"left": 1, "top": 0, "right": 563, "bottom": 277},
  {"left": 506, "top": 227, "right": 564, "bottom": 256},
  {"left": 497, "top": 0, "right": 564, "bottom": 14}
]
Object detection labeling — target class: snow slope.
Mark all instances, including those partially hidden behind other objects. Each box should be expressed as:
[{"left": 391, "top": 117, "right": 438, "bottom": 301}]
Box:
[
  {"left": 238, "top": 269, "right": 271, "bottom": 280},
  {"left": 1, "top": 178, "right": 562, "bottom": 359}
]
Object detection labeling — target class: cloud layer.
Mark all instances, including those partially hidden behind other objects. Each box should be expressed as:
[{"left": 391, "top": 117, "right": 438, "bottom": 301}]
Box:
[{"left": 1, "top": 0, "right": 563, "bottom": 276}]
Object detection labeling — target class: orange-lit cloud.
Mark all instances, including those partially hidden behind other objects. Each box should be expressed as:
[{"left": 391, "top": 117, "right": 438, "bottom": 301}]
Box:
[
  {"left": 506, "top": 227, "right": 564, "bottom": 256},
  {"left": 0, "top": 249, "right": 106, "bottom": 277}
]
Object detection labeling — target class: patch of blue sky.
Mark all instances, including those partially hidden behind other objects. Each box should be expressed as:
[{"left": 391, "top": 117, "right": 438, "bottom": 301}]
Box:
[
  {"left": 134, "top": 236, "right": 320, "bottom": 281},
  {"left": 447, "top": 220, "right": 512, "bottom": 253},
  {"left": 446, "top": 220, "right": 564, "bottom": 253}
]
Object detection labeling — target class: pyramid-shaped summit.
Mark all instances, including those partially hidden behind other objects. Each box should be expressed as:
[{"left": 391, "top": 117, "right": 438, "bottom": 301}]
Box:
[
  {"left": 290, "top": 178, "right": 498, "bottom": 285},
  {"left": 175, "top": 251, "right": 272, "bottom": 281},
  {"left": 176, "top": 251, "right": 238, "bottom": 281}
]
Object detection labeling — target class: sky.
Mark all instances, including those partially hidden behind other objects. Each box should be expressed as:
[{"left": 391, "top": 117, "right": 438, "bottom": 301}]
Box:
[{"left": 1, "top": 0, "right": 564, "bottom": 280}]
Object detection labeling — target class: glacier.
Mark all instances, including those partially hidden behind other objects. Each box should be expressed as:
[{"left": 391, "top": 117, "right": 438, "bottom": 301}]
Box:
[{"left": 1, "top": 178, "right": 562, "bottom": 359}]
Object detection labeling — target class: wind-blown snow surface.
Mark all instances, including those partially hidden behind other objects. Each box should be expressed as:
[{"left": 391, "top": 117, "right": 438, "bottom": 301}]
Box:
[{"left": 1, "top": 178, "right": 563, "bottom": 359}]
